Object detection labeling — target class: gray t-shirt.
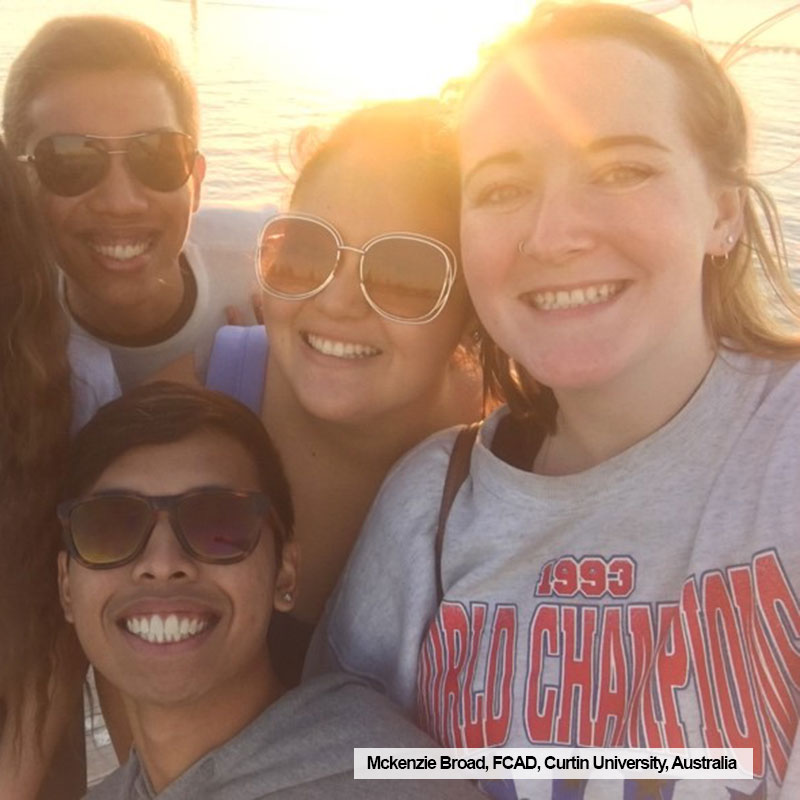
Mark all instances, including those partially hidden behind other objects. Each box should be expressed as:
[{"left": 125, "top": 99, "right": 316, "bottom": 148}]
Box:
[
  {"left": 85, "top": 673, "right": 483, "bottom": 799},
  {"left": 307, "top": 350, "right": 800, "bottom": 799}
]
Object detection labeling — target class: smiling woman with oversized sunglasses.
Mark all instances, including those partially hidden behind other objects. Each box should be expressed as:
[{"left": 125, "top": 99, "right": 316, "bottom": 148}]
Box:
[{"left": 257, "top": 212, "right": 457, "bottom": 323}]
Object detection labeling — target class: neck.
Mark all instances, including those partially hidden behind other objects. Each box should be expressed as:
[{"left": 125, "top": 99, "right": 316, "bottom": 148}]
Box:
[
  {"left": 124, "top": 652, "right": 282, "bottom": 793},
  {"left": 65, "top": 265, "right": 186, "bottom": 340},
  {"left": 264, "top": 349, "right": 481, "bottom": 468},
  {"left": 263, "top": 351, "right": 481, "bottom": 621},
  {"left": 540, "top": 335, "right": 716, "bottom": 475}
]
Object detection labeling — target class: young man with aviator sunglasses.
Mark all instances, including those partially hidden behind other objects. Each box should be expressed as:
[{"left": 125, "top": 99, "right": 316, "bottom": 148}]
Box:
[
  {"left": 4, "top": 15, "right": 266, "bottom": 389},
  {"left": 58, "top": 382, "right": 482, "bottom": 799}
]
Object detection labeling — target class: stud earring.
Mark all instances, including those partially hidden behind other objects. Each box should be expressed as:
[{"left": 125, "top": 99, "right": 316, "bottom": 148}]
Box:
[
  {"left": 281, "top": 592, "right": 293, "bottom": 604},
  {"left": 725, "top": 234, "right": 735, "bottom": 245}
]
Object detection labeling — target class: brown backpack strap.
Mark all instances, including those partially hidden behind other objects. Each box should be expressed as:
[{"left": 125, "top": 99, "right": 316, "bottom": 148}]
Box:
[
  {"left": 433, "top": 415, "right": 546, "bottom": 602},
  {"left": 435, "top": 423, "right": 480, "bottom": 603}
]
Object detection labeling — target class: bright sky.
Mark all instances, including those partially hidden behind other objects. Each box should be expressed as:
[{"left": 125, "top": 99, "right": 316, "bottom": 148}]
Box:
[
  {"left": 194, "top": 0, "right": 539, "bottom": 103},
  {"left": 4, "top": 0, "right": 795, "bottom": 107},
  {"left": 179, "top": 0, "right": 797, "bottom": 104}
]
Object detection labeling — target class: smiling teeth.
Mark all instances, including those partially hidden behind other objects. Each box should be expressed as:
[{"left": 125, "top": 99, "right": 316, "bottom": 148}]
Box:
[
  {"left": 531, "top": 282, "right": 624, "bottom": 311},
  {"left": 92, "top": 241, "right": 150, "bottom": 261},
  {"left": 125, "top": 614, "right": 209, "bottom": 644},
  {"left": 306, "top": 333, "right": 380, "bottom": 359}
]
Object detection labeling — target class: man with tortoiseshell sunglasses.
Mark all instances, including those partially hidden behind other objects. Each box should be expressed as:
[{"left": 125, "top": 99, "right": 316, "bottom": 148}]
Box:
[{"left": 58, "top": 382, "right": 482, "bottom": 799}]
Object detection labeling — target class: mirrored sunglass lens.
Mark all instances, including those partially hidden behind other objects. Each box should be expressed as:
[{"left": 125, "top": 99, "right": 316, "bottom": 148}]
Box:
[
  {"left": 258, "top": 218, "right": 337, "bottom": 296},
  {"left": 128, "top": 132, "right": 195, "bottom": 192},
  {"left": 35, "top": 136, "right": 107, "bottom": 197},
  {"left": 71, "top": 496, "right": 152, "bottom": 566},
  {"left": 176, "top": 492, "right": 261, "bottom": 561},
  {"left": 363, "top": 238, "right": 449, "bottom": 319}
]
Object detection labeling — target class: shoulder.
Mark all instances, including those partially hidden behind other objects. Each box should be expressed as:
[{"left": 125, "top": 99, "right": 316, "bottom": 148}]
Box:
[
  {"left": 719, "top": 349, "right": 800, "bottom": 404},
  {"left": 68, "top": 332, "right": 121, "bottom": 433},
  {"left": 84, "top": 757, "right": 140, "bottom": 800},
  {"left": 758, "top": 354, "right": 800, "bottom": 411},
  {"left": 188, "top": 204, "right": 276, "bottom": 251},
  {"left": 203, "top": 675, "right": 430, "bottom": 779},
  {"left": 281, "top": 677, "right": 484, "bottom": 799},
  {"left": 720, "top": 350, "right": 800, "bottom": 443},
  {"left": 713, "top": 351, "right": 800, "bottom": 525},
  {"left": 208, "top": 674, "right": 481, "bottom": 799},
  {"left": 367, "top": 410, "right": 516, "bottom": 528},
  {"left": 368, "top": 426, "right": 465, "bottom": 522},
  {"left": 343, "top": 425, "right": 466, "bottom": 567},
  {"left": 304, "top": 425, "right": 481, "bottom": 699},
  {"left": 203, "top": 324, "right": 268, "bottom": 402},
  {"left": 281, "top": 674, "right": 440, "bottom": 748}
]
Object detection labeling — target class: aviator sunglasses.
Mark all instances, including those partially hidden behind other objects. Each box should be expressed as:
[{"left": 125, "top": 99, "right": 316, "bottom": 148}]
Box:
[
  {"left": 58, "top": 488, "right": 272, "bottom": 570},
  {"left": 256, "top": 212, "right": 457, "bottom": 324},
  {"left": 18, "top": 131, "right": 197, "bottom": 198}
]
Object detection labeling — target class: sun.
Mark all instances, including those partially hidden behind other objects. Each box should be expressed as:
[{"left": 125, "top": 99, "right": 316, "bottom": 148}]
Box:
[{"left": 290, "top": 0, "right": 535, "bottom": 104}]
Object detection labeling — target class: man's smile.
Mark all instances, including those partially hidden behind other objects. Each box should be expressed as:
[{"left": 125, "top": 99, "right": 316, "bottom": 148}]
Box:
[{"left": 122, "top": 612, "right": 215, "bottom": 644}]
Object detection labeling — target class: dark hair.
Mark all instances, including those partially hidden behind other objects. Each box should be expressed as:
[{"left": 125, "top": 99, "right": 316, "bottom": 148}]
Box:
[
  {"left": 0, "top": 134, "right": 71, "bottom": 749},
  {"left": 455, "top": 2, "right": 800, "bottom": 425},
  {"left": 3, "top": 15, "right": 199, "bottom": 155},
  {"left": 291, "top": 98, "right": 461, "bottom": 254},
  {"left": 64, "top": 382, "right": 294, "bottom": 551}
]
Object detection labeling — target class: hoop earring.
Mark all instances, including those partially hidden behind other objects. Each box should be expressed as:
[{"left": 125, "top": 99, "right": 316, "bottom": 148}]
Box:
[{"left": 710, "top": 252, "right": 729, "bottom": 268}]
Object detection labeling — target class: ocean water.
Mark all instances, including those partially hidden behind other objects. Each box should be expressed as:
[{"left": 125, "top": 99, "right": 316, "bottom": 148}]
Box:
[{"left": 0, "top": 0, "right": 797, "bottom": 263}]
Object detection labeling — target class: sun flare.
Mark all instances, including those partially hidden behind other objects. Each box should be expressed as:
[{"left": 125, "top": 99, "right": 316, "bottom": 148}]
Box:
[{"left": 278, "top": 0, "right": 535, "bottom": 104}]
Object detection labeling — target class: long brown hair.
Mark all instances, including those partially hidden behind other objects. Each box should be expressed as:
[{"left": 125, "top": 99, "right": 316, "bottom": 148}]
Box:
[
  {"left": 0, "top": 135, "right": 72, "bottom": 746},
  {"left": 455, "top": 2, "right": 800, "bottom": 425}
]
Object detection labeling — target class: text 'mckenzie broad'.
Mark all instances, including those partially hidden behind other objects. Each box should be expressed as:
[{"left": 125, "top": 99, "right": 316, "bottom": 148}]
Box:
[{"left": 354, "top": 748, "right": 753, "bottom": 780}]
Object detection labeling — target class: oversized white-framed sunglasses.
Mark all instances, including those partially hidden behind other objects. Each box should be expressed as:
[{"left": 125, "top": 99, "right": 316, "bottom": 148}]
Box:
[{"left": 255, "top": 212, "right": 458, "bottom": 324}]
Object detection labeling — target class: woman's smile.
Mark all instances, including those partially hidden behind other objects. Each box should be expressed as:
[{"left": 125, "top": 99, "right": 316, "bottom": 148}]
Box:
[
  {"left": 521, "top": 280, "right": 628, "bottom": 312},
  {"left": 302, "top": 331, "right": 382, "bottom": 360}
]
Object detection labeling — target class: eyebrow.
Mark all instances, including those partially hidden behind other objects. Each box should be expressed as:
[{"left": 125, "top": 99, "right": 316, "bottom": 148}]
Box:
[
  {"left": 585, "top": 135, "right": 671, "bottom": 153},
  {"left": 462, "top": 135, "right": 671, "bottom": 187},
  {"left": 462, "top": 151, "right": 522, "bottom": 188}
]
